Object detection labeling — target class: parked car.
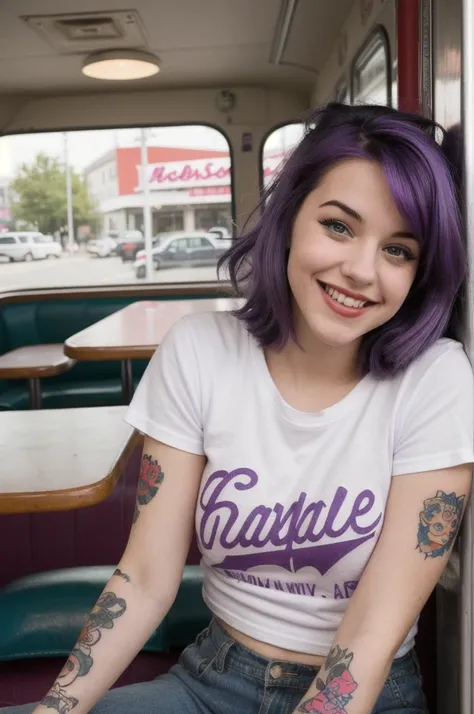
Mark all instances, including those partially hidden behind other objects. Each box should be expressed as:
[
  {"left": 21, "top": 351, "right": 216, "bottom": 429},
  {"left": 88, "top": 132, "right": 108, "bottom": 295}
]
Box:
[
  {"left": 32, "top": 234, "right": 62, "bottom": 259},
  {"left": 133, "top": 231, "right": 231, "bottom": 279},
  {"left": 115, "top": 230, "right": 145, "bottom": 262},
  {"left": 87, "top": 236, "right": 117, "bottom": 258},
  {"left": 0, "top": 231, "right": 61, "bottom": 262},
  {"left": 208, "top": 226, "right": 231, "bottom": 240}
]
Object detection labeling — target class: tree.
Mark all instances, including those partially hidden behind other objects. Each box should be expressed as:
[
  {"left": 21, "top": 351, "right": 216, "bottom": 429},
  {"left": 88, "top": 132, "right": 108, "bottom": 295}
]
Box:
[{"left": 9, "top": 152, "right": 98, "bottom": 235}]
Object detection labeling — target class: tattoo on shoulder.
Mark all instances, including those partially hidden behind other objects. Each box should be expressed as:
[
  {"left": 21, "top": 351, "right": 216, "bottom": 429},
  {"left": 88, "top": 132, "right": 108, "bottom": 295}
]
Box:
[
  {"left": 298, "top": 645, "right": 358, "bottom": 713},
  {"left": 40, "top": 591, "right": 127, "bottom": 713},
  {"left": 417, "top": 489, "right": 465, "bottom": 559},
  {"left": 133, "top": 453, "right": 164, "bottom": 524}
]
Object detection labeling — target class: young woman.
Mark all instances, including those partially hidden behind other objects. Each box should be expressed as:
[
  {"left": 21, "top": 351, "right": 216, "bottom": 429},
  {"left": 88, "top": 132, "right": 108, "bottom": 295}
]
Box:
[{"left": 5, "top": 104, "right": 473, "bottom": 714}]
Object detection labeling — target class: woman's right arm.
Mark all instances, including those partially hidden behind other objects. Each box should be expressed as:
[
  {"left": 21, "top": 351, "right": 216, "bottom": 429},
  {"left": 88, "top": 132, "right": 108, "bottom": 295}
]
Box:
[{"left": 31, "top": 435, "right": 206, "bottom": 714}]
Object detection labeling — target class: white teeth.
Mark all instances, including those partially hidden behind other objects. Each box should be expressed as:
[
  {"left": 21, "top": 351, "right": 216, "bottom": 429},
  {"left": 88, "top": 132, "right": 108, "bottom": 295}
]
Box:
[{"left": 322, "top": 283, "right": 368, "bottom": 309}]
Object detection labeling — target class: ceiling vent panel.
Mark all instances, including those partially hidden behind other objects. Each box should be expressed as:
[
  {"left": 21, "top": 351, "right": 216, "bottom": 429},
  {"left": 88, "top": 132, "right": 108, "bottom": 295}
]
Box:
[{"left": 21, "top": 10, "right": 148, "bottom": 55}]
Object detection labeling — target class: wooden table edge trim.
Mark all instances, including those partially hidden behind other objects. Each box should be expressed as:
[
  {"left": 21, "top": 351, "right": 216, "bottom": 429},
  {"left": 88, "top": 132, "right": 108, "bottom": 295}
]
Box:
[
  {"left": 0, "top": 430, "right": 143, "bottom": 515},
  {"left": 64, "top": 343, "right": 155, "bottom": 360},
  {"left": 0, "top": 359, "right": 77, "bottom": 379}
]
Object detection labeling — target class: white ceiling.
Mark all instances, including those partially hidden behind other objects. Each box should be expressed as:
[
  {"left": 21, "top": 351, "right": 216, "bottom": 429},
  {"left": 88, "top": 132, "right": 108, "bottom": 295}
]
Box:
[{"left": 0, "top": 0, "right": 354, "bottom": 96}]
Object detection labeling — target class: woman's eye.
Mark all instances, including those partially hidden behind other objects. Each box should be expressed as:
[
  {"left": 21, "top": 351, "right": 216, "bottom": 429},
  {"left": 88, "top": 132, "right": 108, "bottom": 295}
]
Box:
[
  {"left": 319, "top": 219, "right": 351, "bottom": 236},
  {"left": 384, "top": 245, "right": 416, "bottom": 261}
]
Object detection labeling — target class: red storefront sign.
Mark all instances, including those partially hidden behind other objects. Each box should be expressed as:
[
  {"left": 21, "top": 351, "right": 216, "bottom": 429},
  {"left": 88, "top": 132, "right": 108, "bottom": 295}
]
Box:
[{"left": 188, "top": 186, "right": 231, "bottom": 197}]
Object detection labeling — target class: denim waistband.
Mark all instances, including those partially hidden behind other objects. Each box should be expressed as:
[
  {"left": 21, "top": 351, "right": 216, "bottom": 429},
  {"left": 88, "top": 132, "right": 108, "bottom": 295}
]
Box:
[{"left": 206, "top": 618, "right": 420, "bottom": 689}]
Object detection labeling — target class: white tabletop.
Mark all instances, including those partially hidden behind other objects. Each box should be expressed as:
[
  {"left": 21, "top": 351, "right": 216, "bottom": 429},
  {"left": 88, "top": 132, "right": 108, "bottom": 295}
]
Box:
[{"left": 0, "top": 406, "right": 138, "bottom": 513}]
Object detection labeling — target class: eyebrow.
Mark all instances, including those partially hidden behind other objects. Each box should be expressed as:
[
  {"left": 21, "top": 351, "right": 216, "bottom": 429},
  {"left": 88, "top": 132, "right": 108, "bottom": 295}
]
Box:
[{"left": 319, "top": 199, "right": 417, "bottom": 241}]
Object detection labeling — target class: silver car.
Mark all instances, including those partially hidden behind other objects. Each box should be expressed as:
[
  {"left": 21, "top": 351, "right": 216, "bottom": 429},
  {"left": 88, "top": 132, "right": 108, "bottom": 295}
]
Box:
[{"left": 0, "top": 232, "right": 53, "bottom": 262}]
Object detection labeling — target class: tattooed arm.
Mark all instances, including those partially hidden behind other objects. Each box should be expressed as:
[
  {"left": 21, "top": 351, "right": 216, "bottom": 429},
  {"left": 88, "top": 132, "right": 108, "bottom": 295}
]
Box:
[
  {"left": 293, "top": 463, "right": 472, "bottom": 714},
  {"left": 31, "top": 436, "right": 206, "bottom": 714}
]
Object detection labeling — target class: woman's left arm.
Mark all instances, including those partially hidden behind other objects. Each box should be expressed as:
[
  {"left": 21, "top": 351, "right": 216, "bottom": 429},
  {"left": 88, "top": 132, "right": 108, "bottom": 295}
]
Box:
[{"left": 293, "top": 463, "right": 472, "bottom": 714}]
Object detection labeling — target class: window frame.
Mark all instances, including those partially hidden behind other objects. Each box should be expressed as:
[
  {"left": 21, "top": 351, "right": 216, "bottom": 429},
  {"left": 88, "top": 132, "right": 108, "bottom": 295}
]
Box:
[
  {"left": 0, "top": 121, "right": 234, "bottom": 291},
  {"left": 350, "top": 25, "right": 392, "bottom": 106}
]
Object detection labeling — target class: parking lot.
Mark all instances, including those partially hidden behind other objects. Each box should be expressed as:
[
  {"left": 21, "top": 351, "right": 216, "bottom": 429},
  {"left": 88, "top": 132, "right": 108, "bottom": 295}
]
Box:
[{"left": 0, "top": 252, "right": 220, "bottom": 292}]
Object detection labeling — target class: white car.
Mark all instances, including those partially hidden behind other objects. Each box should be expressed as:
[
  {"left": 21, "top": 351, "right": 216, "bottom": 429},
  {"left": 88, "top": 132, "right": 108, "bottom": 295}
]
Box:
[
  {"left": 32, "top": 234, "right": 62, "bottom": 259},
  {"left": 208, "top": 226, "right": 231, "bottom": 240},
  {"left": 0, "top": 232, "right": 61, "bottom": 262},
  {"left": 87, "top": 236, "right": 117, "bottom": 258}
]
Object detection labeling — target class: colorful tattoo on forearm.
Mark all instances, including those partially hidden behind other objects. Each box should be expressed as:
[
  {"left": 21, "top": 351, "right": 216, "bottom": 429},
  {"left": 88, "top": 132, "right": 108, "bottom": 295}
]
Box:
[
  {"left": 40, "top": 592, "right": 127, "bottom": 713},
  {"left": 298, "top": 646, "right": 358, "bottom": 713},
  {"left": 133, "top": 453, "right": 164, "bottom": 523},
  {"left": 417, "top": 490, "right": 465, "bottom": 558}
]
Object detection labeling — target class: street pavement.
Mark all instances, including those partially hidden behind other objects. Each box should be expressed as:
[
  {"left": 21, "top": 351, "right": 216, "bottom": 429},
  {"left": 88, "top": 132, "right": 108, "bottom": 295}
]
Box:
[{"left": 0, "top": 253, "right": 220, "bottom": 292}]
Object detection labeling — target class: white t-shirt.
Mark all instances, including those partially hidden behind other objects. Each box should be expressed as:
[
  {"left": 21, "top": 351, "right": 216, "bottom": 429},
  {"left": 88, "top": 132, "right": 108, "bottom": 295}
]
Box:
[{"left": 125, "top": 311, "right": 474, "bottom": 658}]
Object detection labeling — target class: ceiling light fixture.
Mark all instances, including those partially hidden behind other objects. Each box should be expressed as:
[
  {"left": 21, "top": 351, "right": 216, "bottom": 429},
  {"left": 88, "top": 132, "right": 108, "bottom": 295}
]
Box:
[{"left": 82, "top": 49, "right": 160, "bottom": 81}]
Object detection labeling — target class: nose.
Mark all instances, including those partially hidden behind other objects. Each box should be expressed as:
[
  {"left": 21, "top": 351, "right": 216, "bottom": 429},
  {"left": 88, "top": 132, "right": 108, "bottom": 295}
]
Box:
[{"left": 340, "top": 240, "right": 377, "bottom": 287}]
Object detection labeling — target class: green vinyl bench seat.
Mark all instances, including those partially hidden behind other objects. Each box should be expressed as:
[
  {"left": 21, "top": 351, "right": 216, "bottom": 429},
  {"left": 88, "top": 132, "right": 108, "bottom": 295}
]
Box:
[
  {"left": 0, "top": 565, "right": 211, "bottom": 662},
  {"left": 0, "top": 291, "right": 226, "bottom": 410}
]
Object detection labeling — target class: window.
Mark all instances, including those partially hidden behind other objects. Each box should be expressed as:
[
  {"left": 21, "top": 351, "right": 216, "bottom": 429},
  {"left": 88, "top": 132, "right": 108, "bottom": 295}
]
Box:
[
  {"left": 334, "top": 78, "right": 350, "bottom": 104},
  {"left": 154, "top": 209, "right": 184, "bottom": 234},
  {"left": 352, "top": 28, "right": 391, "bottom": 106},
  {"left": 34, "top": 234, "right": 54, "bottom": 243},
  {"left": 0, "top": 236, "right": 15, "bottom": 244},
  {"left": 0, "top": 124, "right": 232, "bottom": 290},
  {"left": 194, "top": 205, "right": 232, "bottom": 233},
  {"left": 261, "top": 123, "right": 305, "bottom": 193}
]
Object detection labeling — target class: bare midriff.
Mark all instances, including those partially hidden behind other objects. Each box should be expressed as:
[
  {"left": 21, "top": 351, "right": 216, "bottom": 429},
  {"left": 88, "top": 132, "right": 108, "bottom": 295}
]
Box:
[{"left": 216, "top": 617, "right": 327, "bottom": 667}]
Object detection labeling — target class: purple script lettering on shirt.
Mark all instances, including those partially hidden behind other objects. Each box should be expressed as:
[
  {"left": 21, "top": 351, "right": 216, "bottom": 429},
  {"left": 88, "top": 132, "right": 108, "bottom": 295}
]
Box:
[{"left": 199, "top": 469, "right": 382, "bottom": 575}]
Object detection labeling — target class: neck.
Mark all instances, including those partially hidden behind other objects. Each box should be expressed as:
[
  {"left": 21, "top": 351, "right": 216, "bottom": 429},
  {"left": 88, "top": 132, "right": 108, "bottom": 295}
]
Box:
[
  {"left": 272, "top": 338, "right": 359, "bottom": 385},
  {"left": 282, "top": 307, "right": 361, "bottom": 384}
]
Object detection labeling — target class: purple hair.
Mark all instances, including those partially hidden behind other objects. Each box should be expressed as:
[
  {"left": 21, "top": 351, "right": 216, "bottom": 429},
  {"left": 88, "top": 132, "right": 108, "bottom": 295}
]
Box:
[{"left": 219, "top": 103, "right": 467, "bottom": 378}]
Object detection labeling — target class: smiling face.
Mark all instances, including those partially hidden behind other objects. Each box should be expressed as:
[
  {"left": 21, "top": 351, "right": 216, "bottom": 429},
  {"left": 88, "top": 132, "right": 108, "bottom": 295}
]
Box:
[{"left": 287, "top": 158, "right": 420, "bottom": 352}]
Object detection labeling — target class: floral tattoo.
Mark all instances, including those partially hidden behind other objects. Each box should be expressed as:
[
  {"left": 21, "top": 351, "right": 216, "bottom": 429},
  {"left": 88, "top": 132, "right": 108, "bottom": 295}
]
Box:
[
  {"left": 133, "top": 453, "right": 164, "bottom": 523},
  {"left": 417, "top": 490, "right": 465, "bottom": 558},
  {"left": 40, "top": 592, "right": 126, "bottom": 713},
  {"left": 298, "top": 646, "right": 358, "bottom": 713}
]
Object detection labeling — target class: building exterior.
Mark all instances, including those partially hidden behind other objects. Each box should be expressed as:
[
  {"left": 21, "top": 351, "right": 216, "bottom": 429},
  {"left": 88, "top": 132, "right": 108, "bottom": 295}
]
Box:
[
  {"left": 84, "top": 146, "right": 235, "bottom": 237},
  {"left": 84, "top": 145, "right": 284, "bottom": 237}
]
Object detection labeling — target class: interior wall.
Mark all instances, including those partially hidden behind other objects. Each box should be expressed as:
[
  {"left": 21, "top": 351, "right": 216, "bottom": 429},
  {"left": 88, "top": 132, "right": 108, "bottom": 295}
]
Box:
[
  {"left": 0, "top": 87, "right": 309, "bottom": 233},
  {"left": 311, "top": 0, "right": 397, "bottom": 107}
]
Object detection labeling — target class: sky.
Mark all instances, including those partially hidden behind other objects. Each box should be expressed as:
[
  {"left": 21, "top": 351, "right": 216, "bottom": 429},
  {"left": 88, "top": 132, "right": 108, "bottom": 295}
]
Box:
[{"left": 0, "top": 123, "right": 305, "bottom": 178}]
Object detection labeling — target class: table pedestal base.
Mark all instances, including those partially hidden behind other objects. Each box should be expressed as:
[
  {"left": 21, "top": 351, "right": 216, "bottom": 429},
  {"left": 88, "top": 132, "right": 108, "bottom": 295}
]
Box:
[{"left": 28, "top": 378, "right": 42, "bottom": 410}]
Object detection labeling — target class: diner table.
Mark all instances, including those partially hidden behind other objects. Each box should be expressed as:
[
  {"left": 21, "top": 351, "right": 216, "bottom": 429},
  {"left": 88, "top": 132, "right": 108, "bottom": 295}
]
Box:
[
  {"left": 0, "top": 344, "right": 75, "bottom": 409},
  {"left": 64, "top": 298, "right": 243, "bottom": 403},
  {"left": 0, "top": 406, "right": 140, "bottom": 514}
]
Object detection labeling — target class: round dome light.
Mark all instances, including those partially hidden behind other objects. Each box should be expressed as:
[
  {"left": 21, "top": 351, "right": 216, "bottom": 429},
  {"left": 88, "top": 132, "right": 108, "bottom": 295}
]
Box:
[{"left": 82, "top": 50, "right": 160, "bottom": 81}]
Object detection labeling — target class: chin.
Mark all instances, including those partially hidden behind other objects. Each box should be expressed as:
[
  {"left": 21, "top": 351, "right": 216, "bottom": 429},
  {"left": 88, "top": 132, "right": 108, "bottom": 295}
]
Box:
[{"left": 301, "top": 315, "right": 364, "bottom": 349}]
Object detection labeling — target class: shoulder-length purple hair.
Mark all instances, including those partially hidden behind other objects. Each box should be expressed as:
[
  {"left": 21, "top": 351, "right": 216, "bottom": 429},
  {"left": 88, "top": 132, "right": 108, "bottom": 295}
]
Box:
[{"left": 219, "top": 103, "right": 467, "bottom": 378}]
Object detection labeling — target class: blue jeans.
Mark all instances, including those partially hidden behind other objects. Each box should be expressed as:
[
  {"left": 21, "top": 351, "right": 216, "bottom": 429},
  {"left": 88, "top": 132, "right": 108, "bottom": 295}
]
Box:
[{"left": 2, "top": 619, "right": 428, "bottom": 714}]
